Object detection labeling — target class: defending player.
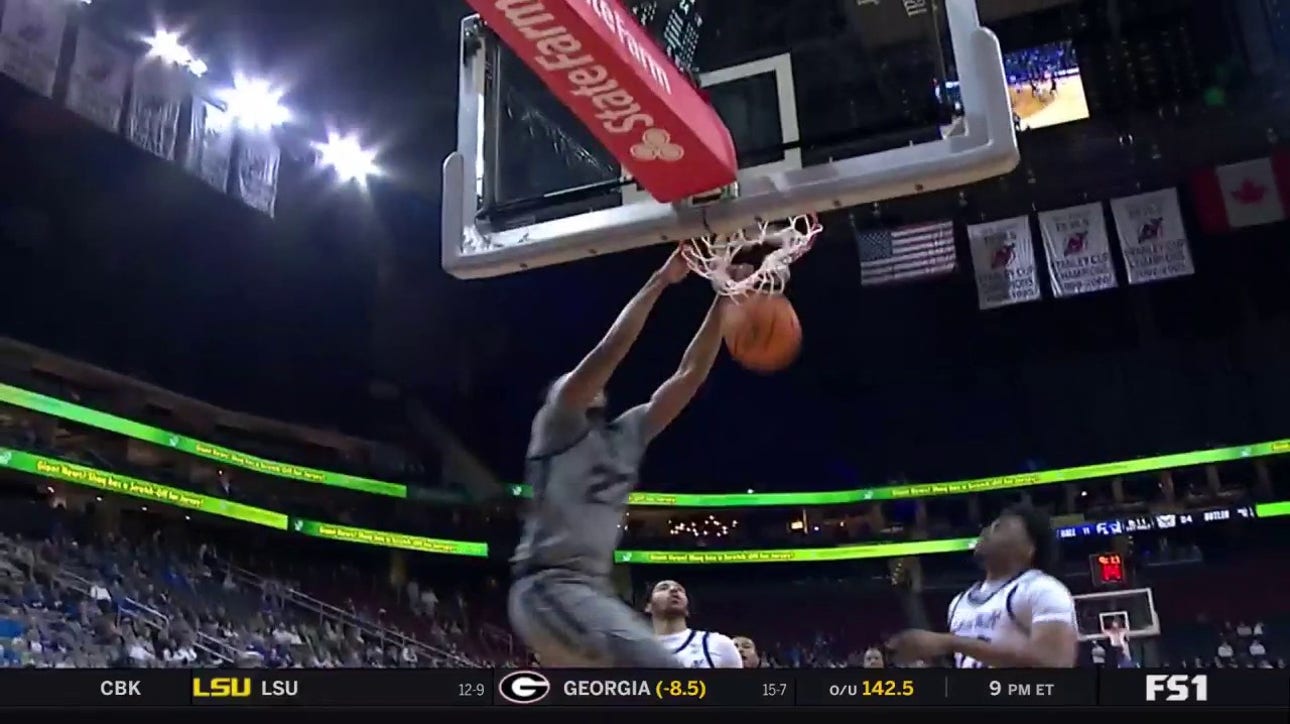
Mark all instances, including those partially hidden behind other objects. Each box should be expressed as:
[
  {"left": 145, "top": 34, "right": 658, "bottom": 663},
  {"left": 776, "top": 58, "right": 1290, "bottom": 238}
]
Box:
[
  {"left": 887, "top": 503, "right": 1078, "bottom": 668},
  {"left": 732, "top": 636, "right": 760, "bottom": 668},
  {"left": 508, "top": 249, "right": 734, "bottom": 667},
  {"left": 647, "top": 580, "right": 742, "bottom": 668}
]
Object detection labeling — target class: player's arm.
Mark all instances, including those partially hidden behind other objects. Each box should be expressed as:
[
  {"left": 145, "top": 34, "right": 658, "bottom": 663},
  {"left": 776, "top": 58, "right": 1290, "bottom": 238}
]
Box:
[
  {"left": 944, "top": 580, "right": 1078, "bottom": 667},
  {"left": 943, "top": 622, "right": 1077, "bottom": 668},
  {"left": 552, "top": 248, "right": 690, "bottom": 411},
  {"left": 639, "top": 295, "right": 730, "bottom": 441},
  {"left": 709, "top": 634, "right": 744, "bottom": 669}
]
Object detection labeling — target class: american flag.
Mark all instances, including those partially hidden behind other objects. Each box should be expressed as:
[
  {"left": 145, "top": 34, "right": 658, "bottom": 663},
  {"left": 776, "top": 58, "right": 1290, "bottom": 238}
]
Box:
[{"left": 856, "top": 220, "right": 958, "bottom": 286}]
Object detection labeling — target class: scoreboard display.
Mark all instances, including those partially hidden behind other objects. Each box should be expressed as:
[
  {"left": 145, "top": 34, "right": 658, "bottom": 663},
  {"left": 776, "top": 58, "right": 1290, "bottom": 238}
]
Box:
[
  {"left": 1090, "top": 552, "right": 1126, "bottom": 586},
  {"left": 7, "top": 668, "right": 1286, "bottom": 709},
  {"left": 629, "top": 0, "right": 704, "bottom": 74}
]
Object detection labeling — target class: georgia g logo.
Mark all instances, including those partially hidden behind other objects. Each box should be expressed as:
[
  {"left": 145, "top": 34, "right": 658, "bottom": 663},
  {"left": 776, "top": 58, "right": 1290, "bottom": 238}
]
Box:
[{"left": 498, "top": 670, "right": 551, "bottom": 705}]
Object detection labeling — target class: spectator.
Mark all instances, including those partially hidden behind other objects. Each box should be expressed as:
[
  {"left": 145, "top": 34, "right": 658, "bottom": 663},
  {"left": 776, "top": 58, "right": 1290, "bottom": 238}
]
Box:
[
  {"left": 406, "top": 580, "right": 419, "bottom": 614},
  {"left": 1217, "top": 640, "right": 1234, "bottom": 660},
  {"left": 125, "top": 633, "right": 154, "bottom": 664},
  {"left": 88, "top": 582, "right": 110, "bottom": 602},
  {"left": 1249, "top": 639, "right": 1266, "bottom": 658},
  {"left": 862, "top": 647, "right": 885, "bottom": 668},
  {"left": 1236, "top": 621, "right": 1252, "bottom": 637}
]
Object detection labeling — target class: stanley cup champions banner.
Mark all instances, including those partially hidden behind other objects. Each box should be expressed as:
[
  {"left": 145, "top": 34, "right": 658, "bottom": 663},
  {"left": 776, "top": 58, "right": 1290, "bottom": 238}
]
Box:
[
  {"left": 1037, "top": 202, "right": 1119, "bottom": 298},
  {"left": 127, "top": 60, "right": 185, "bottom": 161},
  {"left": 235, "top": 132, "right": 281, "bottom": 217},
  {"left": 967, "top": 215, "right": 1042, "bottom": 310},
  {"left": 1108, "top": 188, "right": 1195, "bottom": 285},
  {"left": 0, "top": 0, "right": 70, "bottom": 97},
  {"left": 186, "top": 100, "right": 234, "bottom": 193},
  {"left": 65, "top": 26, "right": 132, "bottom": 134}
]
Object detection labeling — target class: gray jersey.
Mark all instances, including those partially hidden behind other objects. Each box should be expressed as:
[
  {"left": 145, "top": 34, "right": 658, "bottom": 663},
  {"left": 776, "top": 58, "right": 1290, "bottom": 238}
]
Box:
[{"left": 511, "top": 399, "right": 649, "bottom": 579}]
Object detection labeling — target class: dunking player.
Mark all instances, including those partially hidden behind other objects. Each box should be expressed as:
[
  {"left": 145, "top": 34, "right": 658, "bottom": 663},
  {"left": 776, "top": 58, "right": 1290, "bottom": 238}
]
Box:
[
  {"left": 647, "top": 580, "right": 742, "bottom": 668},
  {"left": 888, "top": 504, "right": 1078, "bottom": 667},
  {"left": 508, "top": 249, "right": 736, "bottom": 667}
]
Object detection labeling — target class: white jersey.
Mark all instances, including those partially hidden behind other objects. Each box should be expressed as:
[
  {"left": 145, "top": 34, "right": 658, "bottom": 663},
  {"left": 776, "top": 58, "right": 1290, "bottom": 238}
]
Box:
[
  {"left": 947, "top": 569, "right": 1076, "bottom": 669},
  {"left": 658, "top": 629, "right": 742, "bottom": 668}
]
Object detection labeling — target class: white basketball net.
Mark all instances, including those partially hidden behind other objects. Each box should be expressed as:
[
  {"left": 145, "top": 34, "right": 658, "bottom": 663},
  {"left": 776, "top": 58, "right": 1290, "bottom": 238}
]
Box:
[{"left": 682, "top": 214, "right": 823, "bottom": 297}]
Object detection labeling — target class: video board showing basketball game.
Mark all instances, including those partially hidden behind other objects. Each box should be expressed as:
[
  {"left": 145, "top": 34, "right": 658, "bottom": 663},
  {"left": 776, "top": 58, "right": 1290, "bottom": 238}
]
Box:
[
  {"left": 938, "top": 39, "right": 1089, "bottom": 138},
  {"left": 1003, "top": 39, "right": 1089, "bottom": 131}
]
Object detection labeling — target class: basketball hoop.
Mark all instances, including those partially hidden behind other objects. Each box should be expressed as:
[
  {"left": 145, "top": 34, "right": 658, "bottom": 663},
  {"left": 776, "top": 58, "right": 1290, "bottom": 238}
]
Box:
[
  {"left": 1107, "top": 630, "right": 1129, "bottom": 650},
  {"left": 682, "top": 213, "right": 823, "bottom": 297}
]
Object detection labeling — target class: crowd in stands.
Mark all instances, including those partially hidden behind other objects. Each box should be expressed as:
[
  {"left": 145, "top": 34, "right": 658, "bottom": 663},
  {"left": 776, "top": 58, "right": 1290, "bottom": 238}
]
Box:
[
  {"left": 2, "top": 370, "right": 1290, "bottom": 671},
  {"left": 0, "top": 499, "right": 522, "bottom": 669},
  {"left": 3, "top": 481, "right": 1286, "bottom": 671},
  {"left": 3, "top": 365, "right": 1284, "bottom": 560}
]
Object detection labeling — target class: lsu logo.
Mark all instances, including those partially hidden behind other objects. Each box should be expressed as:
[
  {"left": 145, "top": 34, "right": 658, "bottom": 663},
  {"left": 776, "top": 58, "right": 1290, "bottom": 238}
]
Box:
[{"left": 192, "top": 677, "right": 252, "bottom": 698}]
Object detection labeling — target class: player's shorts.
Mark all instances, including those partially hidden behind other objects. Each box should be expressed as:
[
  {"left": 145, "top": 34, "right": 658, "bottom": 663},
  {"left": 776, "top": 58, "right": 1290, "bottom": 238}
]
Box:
[{"left": 509, "top": 568, "right": 681, "bottom": 667}]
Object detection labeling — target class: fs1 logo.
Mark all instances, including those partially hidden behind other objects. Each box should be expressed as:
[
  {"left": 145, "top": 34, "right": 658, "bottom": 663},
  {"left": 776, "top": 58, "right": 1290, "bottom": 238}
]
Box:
[
  {"left": 498, "top": 671, "right": 551, "bottom": 705},
  {"left": 192, "top": 677, "right": 252, "bottom": 698},
  {"left": 1145, "top": 674, "right": 1208, "bottom": 702}
]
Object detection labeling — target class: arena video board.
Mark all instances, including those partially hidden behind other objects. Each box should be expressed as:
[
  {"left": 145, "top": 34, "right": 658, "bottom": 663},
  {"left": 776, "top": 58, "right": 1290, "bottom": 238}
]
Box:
[
  {"left": 3, "top": 446, "right": 1282, "bottom": 565},
  {"left": 5, "top": 381, "right": 1290, "bottom": 510},
  {"left": 0, "top": 447, "right": 486, "bottom": 558},
  {"left": 0, "top": 383, "right": 407, "bottom": 497}
]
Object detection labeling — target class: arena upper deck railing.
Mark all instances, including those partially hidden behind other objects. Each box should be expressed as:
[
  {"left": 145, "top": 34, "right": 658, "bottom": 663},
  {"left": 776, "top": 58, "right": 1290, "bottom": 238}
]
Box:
[{"left": 3, "top": 381, "right": 1289, "bottom": 509}]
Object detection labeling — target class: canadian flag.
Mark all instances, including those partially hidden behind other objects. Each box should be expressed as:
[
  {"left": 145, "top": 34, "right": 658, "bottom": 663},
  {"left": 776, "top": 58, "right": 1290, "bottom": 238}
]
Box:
[{"left": 1190, "top": 151, "right": 1290, "bottom": 233}]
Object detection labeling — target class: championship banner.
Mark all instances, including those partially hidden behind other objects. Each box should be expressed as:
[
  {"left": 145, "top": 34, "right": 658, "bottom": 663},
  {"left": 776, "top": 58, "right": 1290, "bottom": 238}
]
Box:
[
  {"left": 126, "top": 60, "right": 186, "bottom": 161},
  {"left": 234, "top": 133, "right": 281, "bottom": 217},
  {"left": 1037, "top": 202, "right": 1118, "bottom": 298},
  {"left": 1108, "top": 188, "right": 1195, "bottom": 285},
  {"left": 64, "top": 26, "right": 132, "bottom": 133},
  {"left": 0, "top": 0, "right": 70, "bottom": 97},
  {"left": 185, "top": 100, "right": 234, "bottom": 193},
  {"left": 967, "top": 215, "right": 1041, "bottom": 310}
]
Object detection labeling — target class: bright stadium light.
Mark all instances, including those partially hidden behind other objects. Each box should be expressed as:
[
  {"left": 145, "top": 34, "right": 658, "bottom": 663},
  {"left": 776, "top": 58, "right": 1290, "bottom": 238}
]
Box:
[
  {"left": 146, "top": 29, "right": 206, "bottom": 77},
  {"left": 221, "top": 75, "right": 291, "bottom": 131},
  {"left": 146, "top": 30, "right": 191, "bottom": 64},
  {"left": 317, "top": 132, "right": 379, "bottom": 184}
]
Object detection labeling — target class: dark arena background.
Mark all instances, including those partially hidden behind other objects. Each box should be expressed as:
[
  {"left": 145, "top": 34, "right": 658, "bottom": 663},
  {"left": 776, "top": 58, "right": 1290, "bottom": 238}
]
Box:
[{"left": 0, "top": 0, "right": 1287, "bottom": 714}]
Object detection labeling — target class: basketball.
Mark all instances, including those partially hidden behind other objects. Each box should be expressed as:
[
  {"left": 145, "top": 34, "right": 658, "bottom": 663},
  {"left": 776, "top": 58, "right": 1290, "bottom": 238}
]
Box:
[{"left": 724, "top": 294, "right": 801, "bottom": 373}]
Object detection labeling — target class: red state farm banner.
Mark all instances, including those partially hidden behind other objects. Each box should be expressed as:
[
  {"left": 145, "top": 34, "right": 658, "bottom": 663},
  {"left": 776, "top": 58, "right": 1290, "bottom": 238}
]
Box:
[{"left": 471, "top": 0, "right": 737, "bottom": 202}]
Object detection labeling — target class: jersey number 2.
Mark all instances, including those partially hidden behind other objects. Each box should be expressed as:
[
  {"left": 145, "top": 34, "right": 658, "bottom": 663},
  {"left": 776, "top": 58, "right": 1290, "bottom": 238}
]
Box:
[{"left": 585, "top": 464, "right": 632, "bottom": 505}]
